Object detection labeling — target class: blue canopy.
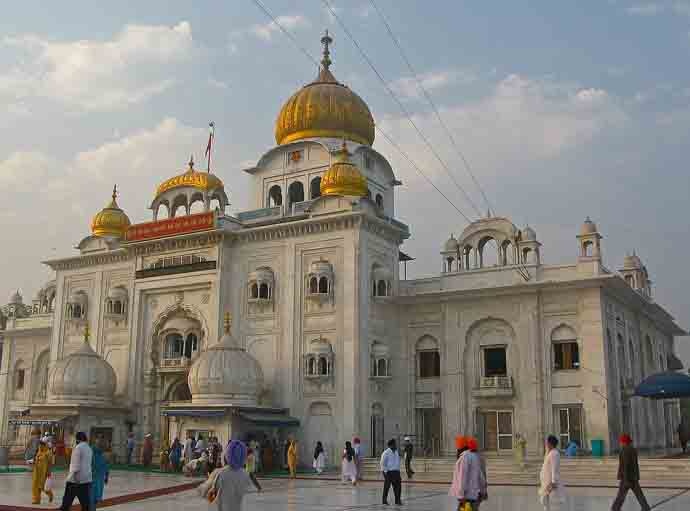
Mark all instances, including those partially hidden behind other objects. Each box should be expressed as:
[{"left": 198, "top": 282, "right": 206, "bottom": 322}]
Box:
[{"left": 634, "top": 371, "right": 690, "bottom": 399}]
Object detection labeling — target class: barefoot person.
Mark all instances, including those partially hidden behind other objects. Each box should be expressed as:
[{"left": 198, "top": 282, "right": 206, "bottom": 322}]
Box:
[
  {"left": 539, "top": 436, "right": 565, "bottom": 511},
  {"left": 287, "top": 439, "right": 298, "bottom": 478},
  {"left": 610, "top": 434, "right": 650, "bottom": 511},
  {"left": 341, "top": 441, "right": 357, "bottom": 485},
  {"left": 449, "top": 437, "right": 487, "bottom": 511},
  {"left": 210, "top": 440, "right": 261, "bottom": 508},
  {"left": 59, "top": 431, "right": 93, "bottom": 511},
  {"left": 380, "top": 438, "right": 402, "bottom": 506},
  {"left": 313, "top": 441, "right": 326, "bottom": 475},
  {"left": 31, "top": 440, "right": 54, "bottom": 504},
  {"left": 90, "top": 437, "right": 110, "bottom": 509}
]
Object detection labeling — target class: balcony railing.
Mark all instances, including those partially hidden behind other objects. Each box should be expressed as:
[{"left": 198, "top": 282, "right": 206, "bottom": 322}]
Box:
[
  {"left": 472, "top": 375, "right": 514, "bottom": 398},
  {"left": 159, "top": 356, "right": 196, "bottom": 370}
]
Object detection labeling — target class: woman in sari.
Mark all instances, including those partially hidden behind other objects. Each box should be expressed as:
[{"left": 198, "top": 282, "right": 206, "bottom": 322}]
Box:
[
  {"left": 287, "top": 440, "right": 298, "bottom": 478},
  {"left": 313, "top": 441, "right": 326, "bottom": 474},
  {"left": 31, "top": 441, "right": 54, "bottom": 504},
  {"left": 142, "top": 434, "right": 153, "bottom": 467},
  {"left": 341, "top": 441, "right": 357, "bottom": 485},
  {"left": 91, "top": 437, "right": 110, "bottom": 508}
]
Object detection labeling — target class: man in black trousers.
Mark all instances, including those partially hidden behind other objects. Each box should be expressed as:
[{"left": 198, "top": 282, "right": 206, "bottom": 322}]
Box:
[
  {"left": 610, "top": 434, "right": 650, "bottom": 511},
  {"left": 60, "top": 431, "right": 93, "bottom": 511},
  {"left": 380, "top": 438, "right": 403, "bottom": 505},
  {"left": 403, "top": 437, "right": 415, "bottom": 479}
]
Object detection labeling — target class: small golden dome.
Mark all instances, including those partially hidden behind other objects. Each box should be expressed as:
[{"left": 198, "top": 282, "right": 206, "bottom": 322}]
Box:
[
  {"left": 320, "top": 142, "right": 368, "bottom": 197},
  {"left": 91, "top": 185, "right": 131, "bottom": 238},
  {"left": 275, "top": 31, "right": 375, "bottom": 147},
  {"left": 154, "top": 156, "right": 224, "bottom": 199}
]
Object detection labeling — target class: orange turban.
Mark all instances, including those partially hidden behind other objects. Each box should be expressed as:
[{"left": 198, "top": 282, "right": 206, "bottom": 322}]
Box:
[
  {"left": 466, "top": 437, "right": 479, "bottom": 451},
  {"left": 455, "top": 436, "right": 467, "bottom": 449}
]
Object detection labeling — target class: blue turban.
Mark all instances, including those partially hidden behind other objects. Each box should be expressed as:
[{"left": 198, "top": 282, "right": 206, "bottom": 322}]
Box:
[{"left": 225, "top": 440, "right": 247, "bottom": 470}]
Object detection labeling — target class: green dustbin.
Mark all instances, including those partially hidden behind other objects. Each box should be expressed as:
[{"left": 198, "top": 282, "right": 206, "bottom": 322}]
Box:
[{"left": 591, "top": 439, "right": 604, "bottom": 457}]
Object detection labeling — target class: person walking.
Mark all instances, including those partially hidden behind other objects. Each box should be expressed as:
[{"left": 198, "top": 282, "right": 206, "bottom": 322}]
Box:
[
  {"left": 59, "top": 431, "right": 93, "bottom": 511},
  {"left": 678, "top": 419, "right": 689, "bottom": 454},
  {"left": 126, "top": 432, "right": 135, "bottom": 465},
  {"left": 353, "top": 437, "right": 363, "bottom": 482},
  {"left": 90, "top": 437, "right": 109, "bottom": 509},
  {"left": 169, "top": 438, "right": 182, "bottom": 472},
  {"left": 403, "top": 437, "right": 415, "bottom": 479},
  {"left": 182, "top": 433, "right": 194, "bottom": 466},
  {"left": 455, "top": 435, "right": 468, "bottom": 459},
  {"left": 610, "top": 434, "right": 650, "bottom": 511},
  {"left": 539, "top": 435, "right": 565, "bottom": 511},
  {"left": 287, "top": 439, "right": 298, "bottom": 478},
  {"left": 313, "top": 441, "right": 326, "bottom": 475},
  {"left": 380, "top": 438, "right": 403, "bottom": 506},
  {"left": 342, "top": 441, "right": 357, "bottom": 484},
  {"left": 449, "top": 437, "right": 487, "bottom": 511},
  {"left": 142, "top": 433, "right": 153, "bottom": 468},
  {"left": 25, "top": 428, "right": 41, "bottom": 464},
  {"left": 31, "top": 440, "right": 54, "bottom": 504},
  {"left": 210, "top": 440, "right": 261, "bottom": 508}
]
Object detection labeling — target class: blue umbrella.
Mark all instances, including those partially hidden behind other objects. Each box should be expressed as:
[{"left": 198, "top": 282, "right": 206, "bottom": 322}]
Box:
[{"left": 634, "top": 371, "right": 690, "bottom": 399}]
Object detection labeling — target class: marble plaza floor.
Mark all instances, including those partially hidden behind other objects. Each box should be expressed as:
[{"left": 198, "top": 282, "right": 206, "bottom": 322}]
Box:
[{"left": 1, "top": 471, "right": 690, "bottom": 510}]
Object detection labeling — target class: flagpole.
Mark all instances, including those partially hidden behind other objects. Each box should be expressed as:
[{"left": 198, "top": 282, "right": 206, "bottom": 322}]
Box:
[{"left": 205, "top": 121, "right": 215, "bottom": 173}]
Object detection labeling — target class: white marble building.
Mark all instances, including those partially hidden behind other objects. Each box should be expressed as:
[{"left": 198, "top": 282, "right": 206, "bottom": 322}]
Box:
[{"left": 0, "top": 36, "right": 686, "bottom": 462}]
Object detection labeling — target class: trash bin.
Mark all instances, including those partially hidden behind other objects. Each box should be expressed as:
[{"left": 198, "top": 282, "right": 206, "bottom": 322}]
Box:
[{"left": 591, "top": 439, "right": 604, "bottom": 457}]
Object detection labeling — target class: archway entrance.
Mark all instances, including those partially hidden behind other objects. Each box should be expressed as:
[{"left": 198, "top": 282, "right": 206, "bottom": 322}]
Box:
[{"left": 371, "top": 403, "right": 385, "bottom": 457}]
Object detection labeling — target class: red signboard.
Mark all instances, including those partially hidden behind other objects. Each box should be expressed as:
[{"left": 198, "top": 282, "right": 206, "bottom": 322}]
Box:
[{"left": 126, "top": 211, "right": 216, "bottom": 242}]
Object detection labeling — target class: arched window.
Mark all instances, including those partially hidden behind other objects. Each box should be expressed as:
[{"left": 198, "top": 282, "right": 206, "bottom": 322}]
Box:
[
  {"left": 157, "top": 203, "right": 170, "bottom": 220},
  {"left": 463, "top": 246, "right": 472, "bottom": 269},
  {"left": 318, "top": 276, "right": 329, "bottom": 294},
  {"left": 309, "top": 277, "right": 318, "bottom": 294},
  {"left": 173, "top": 204, "right": 187, "bottom": 218},
  {"left": 375, "top": 194, "right": 383, "bottom": 208},
  {"left": 552, "top": 325, "right": 580, "bottom": 371},
  {"left": 583, "top": 241, "right": 593, "bottom": 257},
  {"left": 268, "top": 185, "right": 283, "bottom": 207},
  {"left": 72, "top": 304, "right": 82, "bottom": 319},
  {"left": 501, "top": 240, "right": 514, "bottom": 265},
  {"left": 164, "top": 333, "right": 184, "bottom": 359},
  {"left": 371, "top": 280, "right": 377, "bottom": 297},
  {"left": 377, "top": 280, "right": 387, "bottom": 297},
  {"left": 259, "top": 283, "right": 269, "bottom": 299},
  {"left": 189, "top": 199, "right": 205, "bottom": 214},
  {"left": 209, "top": 197, "right": 222, "bottom": 212},
  {"left": 288, "top": 181, "right": 304, "bottom": 208},
  {"left": 318, "top": 357, "right": 328, "bottom": 375},
  {"left": 478, "top": 236, "right": 499, "bottom": 268},
  {"left": 446, "top": 257, "right": 454, "bottom": 273},
  {"left": 307, "top": 357, "right": 316, "bottom": 375},
  {"left": 377, "top": 358, "right": 388, "bottom": 377},
  {"left": 522, "top": 247, "right": 532, "bottom": 264},
  {"left": 250, "top": 283, "right": 259, "bottom": 299},
  {"left": 417, "top": 336, "right": 441, "bottom": 378},
  {"left": 185, "top": 333, "right": 198, "bottom": 359},
  {"left": 310, "top": 177, "right": 322, "bottom": 199}
]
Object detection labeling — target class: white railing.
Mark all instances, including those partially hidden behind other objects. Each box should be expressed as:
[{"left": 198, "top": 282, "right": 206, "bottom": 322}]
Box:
[{"left": 480, "top": 376, "right": 512, "bottom": 389}]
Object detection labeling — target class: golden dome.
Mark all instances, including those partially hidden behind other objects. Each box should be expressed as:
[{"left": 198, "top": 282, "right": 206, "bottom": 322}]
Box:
[
  {"left": 275, "top": 31, "right": 375, "bottom": 147},
  {"left": 91, "top": 186, "right": 131, "bottom": 238},
  {"left": 320, "top": 142, "right": 368, "bottom": 197},
  {"left": 155, "top": 156, "right": 224, "bottom": 198}
]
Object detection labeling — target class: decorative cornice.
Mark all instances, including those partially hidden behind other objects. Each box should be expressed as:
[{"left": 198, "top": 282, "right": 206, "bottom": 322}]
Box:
[
  {"left": 128, "top": 232, "right": 223, "bottom": 256},
  {"left": 43, "top": 250, "right": 131, "bottom": 271}
]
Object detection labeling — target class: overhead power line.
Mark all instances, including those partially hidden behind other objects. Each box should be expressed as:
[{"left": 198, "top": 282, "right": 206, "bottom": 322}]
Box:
[
  {"left": 369, "top": 0, "right": 495, "bottom": 216},
  {"left": 320, "top": 0, "right": 483, "bottom": 220},
  {"left": 247, "top": 0, "right": 474, "bottom": 223}
]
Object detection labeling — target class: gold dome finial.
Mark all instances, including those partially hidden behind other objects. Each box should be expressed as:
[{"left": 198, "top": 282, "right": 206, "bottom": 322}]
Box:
[
  {"left": 91, "top": 185, "right": 131, "bottom": 238},
  {"left": 188, "top": 154, "right": 195, "bottom": 172},
  {"left": 320, "top": 29, "right": 333, "bottom": 72}
]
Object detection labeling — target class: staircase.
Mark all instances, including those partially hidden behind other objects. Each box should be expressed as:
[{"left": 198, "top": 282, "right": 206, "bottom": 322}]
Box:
[{"left": 361, "top": 455, "right": 690, "bottom": 488}]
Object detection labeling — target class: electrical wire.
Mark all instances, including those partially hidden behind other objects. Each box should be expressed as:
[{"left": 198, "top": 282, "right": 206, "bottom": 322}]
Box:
[
  {"left": 247, "top": 0, "right": 474, "bottom": 223},
  {"left": 320, "top": 0, "right": 483, "bottom": 220},
  {"left": 369, "top": 0, "right": 495, "bottom": 216}
]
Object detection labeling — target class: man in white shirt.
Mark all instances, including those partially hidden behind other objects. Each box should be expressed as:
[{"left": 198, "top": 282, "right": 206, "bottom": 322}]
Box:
[
  {"left": 380, "top": 438, "right": 403, "bottom": 505},
  {"left": 182, "top": 433, "right": 194, "bottom": 464},
  {"left": 60, "top": 431, "right": 93, "bottom": 511}
]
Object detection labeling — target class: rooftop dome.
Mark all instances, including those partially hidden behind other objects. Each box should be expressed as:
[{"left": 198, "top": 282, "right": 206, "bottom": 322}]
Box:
[
  {"left": 275, "top": 31, "right": 375, "bottom": 147},
  {"left": 91, "top": 186, "right": 131, "bottom": 238},
  {"left": 320, "top": 142, "right": 368, "bottom": 197},
  {"left": 188, "top": 314, "right": 264, "bottom": 406},
  {"left": 48, "top": 325, "right": 116, "bottom": 405},
  {"left": 154, "top": 156, "right": 224, "bottom": 202},
  {"left": 580, "top": 216, "right": 598, "bottom": 235},
  {"left": 9, "top": 290, "right": 23, "bottom": 305},
  {"left": 443, "top": 235, "right": 459, "bottom": 252}
]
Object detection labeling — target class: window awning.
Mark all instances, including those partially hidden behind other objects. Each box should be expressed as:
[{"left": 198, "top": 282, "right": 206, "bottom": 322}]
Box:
[
  {"left": 161, "top": 409, "right": 227, "bottom": 418},
  {"left": 8, "top": 414, "right": 75, "bottom": 426},
  {"left": 238, "top": 412, "right": 299, "bottom": 427}
]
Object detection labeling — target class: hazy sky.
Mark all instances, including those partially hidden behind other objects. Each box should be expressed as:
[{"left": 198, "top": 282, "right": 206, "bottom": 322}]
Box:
[{"left": 0, "top": 1, "right": 688, "bottom": 361}]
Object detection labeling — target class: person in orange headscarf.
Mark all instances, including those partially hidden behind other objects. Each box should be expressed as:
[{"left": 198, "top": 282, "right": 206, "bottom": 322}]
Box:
[
  {"left": 611, "top": 434, "right": 650, "bottom": 511},
  {"left": 455, "top": 435, "right": 468, "bottom": 459},
  {"left": 449, "top": 437, "right": 487, "bottom": 510}
]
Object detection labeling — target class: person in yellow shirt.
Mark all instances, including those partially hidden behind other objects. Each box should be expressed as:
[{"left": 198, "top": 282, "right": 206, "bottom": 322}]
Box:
[
  {"left": 287, "top": 439, "right": 298, "bottom": 478},
  {"left": 32, "top": 441, "right": 54, "bottom": 504}
]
